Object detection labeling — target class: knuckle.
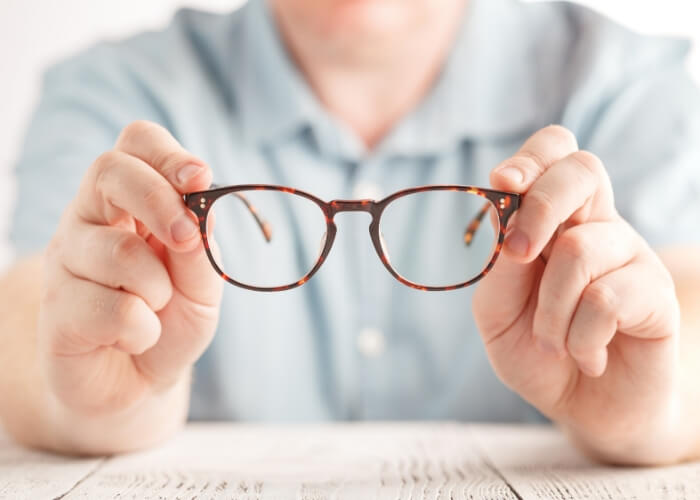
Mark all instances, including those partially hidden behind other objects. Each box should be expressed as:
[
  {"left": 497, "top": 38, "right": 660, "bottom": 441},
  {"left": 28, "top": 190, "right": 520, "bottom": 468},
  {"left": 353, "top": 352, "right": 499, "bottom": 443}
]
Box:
[
  {"left": 649, "top": 269, "right": 680, "bottom": 334},
  {"left": 92, "top": 151, "right": 120, "bottom": 195},
  {"left": 151, "top": 150, "right": 193, "bottom": 178},
  {"left": 117, "top": 120, "right": 157, "bottom": 147},
  {"left": 667, "top": 295, "right": 681, "bottom": 335},
  {"left": 39, "top": 278, "right": 76, "bottom": 349},
  {"left": 570, "top": 150, "right": 604, "bottom": 177},
  {"left": 177, "top": 300, "right": 219, "bottom": 337},
  {"left": 658, "top": 270, "right": 679, "bottom": 316},
  {"left": 531, "top": 327, "right": 555, "bottom": 347},
  {"left": 569, "top": 150, "right": 615, "bottom": 205},
  {"left": 43, "top": 322, "right": 73, "bottom": 357},
  {"left": 525, "top": 188, "right": 557, "bottom": 223},
  {"left": 643, "top": 307, "right": 671, "bottom": 337},
  {"left": 150, "top": 281, "right": 174, "bottom": 313},
  {"left": 45, "top": 232, "right": 64, "bottom": 261},
  {"left": 142, "top": 182, "right": 174, "bottom": 216},
  {"left": 39, "top": 275, "right": 60, "bottom": 308},
  {"left": 111, "top": 232, "right": 143, "bottom": 267},
  {"left": 541, "top": 124, "right": 578, "bottom": 150},
  {"left": 566, "top": 336, "right": 594, "bottom": 360},
  {"left": 41, "top": 239, "right": 70, "bottom": 304},
  {"left": 93, "top": 150, "right": 119, "bottom": 171},
  {"left": 554, "top": 229, "right": 590, "bottom": 262},
  {"left": 663, "top": 276, "right": 680, "bottom": 314},
  {"left": 505, "top": 154, "right": 544, "bottom": 177},
  {"left": 582, "top": 282, "right": 618, "bottom": 315},
  {"left": 111, "top": 293, "right": 145, "bottom": 325},
  {"left": 87, "top": 154, "right": 132, "bottom": 226},
  {"left": 184, "top": 300, "right": 219, "bottom": 325}
]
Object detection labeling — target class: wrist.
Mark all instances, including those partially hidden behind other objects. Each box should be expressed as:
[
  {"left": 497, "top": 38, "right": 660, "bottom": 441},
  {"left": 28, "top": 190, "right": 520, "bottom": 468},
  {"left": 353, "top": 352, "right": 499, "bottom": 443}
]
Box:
[
  {"left": 560, "top": 389, "right": 686, "bottom": 465},
  {"left": 47, "top": 369, "right": 191, "bottom": 456}
]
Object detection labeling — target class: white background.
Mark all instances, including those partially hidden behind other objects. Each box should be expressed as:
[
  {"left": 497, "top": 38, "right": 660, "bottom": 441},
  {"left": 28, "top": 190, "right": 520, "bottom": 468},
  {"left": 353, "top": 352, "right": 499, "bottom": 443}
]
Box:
[{"left": 0, "top": 0, "right": 699, "bottom": 270}]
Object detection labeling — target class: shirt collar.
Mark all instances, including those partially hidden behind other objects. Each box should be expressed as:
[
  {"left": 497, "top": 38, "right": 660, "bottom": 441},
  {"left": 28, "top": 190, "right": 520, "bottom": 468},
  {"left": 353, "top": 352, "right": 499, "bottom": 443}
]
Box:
[{"left": 231, "top": 0, "right": 539, "bottom": 160}]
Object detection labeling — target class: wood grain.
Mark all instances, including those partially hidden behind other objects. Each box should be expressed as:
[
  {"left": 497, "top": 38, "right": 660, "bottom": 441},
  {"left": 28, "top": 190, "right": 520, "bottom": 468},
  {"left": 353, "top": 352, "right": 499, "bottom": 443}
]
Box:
[
  {"left": 2, "top": 423, "right": 700, "bottom": 499},
  {"left": 0, "top": 431, "right": 102, "bottom": 500},
  {"left": 475, "top": 425, "right": 700, "bottom": 500},
  {"left": 65, "top": 424, "right": 516, "bottom": 499}
]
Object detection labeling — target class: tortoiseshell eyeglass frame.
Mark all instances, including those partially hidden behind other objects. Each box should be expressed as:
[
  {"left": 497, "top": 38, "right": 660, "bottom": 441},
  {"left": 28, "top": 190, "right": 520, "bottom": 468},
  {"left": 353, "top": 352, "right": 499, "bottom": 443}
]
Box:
[{"left": 184, "top": 185, "right": 521, "bottom": 292}]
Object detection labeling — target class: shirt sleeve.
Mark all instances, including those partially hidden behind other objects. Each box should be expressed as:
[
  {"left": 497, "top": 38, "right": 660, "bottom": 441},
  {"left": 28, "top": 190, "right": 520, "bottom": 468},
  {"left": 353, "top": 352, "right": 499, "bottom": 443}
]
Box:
[
  {"left": 581, "top": 41, "right": 700, "bottom": 249},
  {"left": 9, "top": 43, "right": 167, "bottom": 256}
]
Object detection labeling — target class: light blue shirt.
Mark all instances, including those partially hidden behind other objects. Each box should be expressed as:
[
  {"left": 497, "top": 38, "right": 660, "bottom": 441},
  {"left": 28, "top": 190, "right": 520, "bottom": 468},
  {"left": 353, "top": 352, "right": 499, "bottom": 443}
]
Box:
[{"left": 10, "top": 0, "right": 700, "bottom": 422}]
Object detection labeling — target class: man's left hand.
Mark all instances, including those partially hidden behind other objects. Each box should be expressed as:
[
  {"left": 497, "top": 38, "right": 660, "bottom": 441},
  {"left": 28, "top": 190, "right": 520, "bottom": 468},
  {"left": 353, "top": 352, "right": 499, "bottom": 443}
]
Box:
[{"left": 473, "top": 125, "right": 682, "bottom": 464}]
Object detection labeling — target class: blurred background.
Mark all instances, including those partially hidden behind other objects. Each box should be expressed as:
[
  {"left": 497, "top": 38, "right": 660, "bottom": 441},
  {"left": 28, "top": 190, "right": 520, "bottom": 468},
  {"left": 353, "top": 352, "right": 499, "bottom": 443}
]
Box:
[{"left": 1, "top": 0, "right": 699, "bottom": 271}]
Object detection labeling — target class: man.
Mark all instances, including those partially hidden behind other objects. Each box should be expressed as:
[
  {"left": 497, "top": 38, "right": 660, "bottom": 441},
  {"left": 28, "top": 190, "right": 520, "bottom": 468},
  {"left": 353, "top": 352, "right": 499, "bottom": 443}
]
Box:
[{"left": 1, "top": 0, "right": 699, "bottom": 464}]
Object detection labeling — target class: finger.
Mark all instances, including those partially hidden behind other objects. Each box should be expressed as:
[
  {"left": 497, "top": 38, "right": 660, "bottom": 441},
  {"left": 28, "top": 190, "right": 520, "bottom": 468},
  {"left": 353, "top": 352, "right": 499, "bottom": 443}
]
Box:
[
  {"left": 567, "top": 259, "right": 679, "bottom": 377},
  {"left": 504, "top": 150, "right": 615, "bottom": 262},
  {"left": 60, "top": 219, "right": 173, "bottom": 311},
  {"left": 41, "top": 266, "right": 162, "bottom": 357},
  {"left": 474, "top": 126, "right": 579, "bottom": 339},
  {"left": 490, "top": 125, "right": 579, "bottom": 192},
  {"left": 76, "top": 150, "right": 201, "bottom": 250},
  {"left": 115, "top": 120, "right": 212, "bottom": 194},
  {"left": 533, "top": 221, "right": 638, "bottom": 356},
  {"left": 133, "top": 236, "right": 223, "bottom": 386},
  {"left": 165, "top": 231, "right": 223, "bottom": 308}
]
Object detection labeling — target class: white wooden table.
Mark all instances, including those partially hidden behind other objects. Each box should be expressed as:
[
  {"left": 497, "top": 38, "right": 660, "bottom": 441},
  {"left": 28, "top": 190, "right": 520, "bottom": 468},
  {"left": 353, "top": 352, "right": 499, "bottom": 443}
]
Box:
[{"left": 2, "top": 423, "right": 699, "bottom": 499}]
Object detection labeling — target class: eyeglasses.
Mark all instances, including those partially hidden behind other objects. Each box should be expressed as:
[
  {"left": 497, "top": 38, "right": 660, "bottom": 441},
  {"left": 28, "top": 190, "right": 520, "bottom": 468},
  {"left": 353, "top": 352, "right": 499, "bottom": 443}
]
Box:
[{"left": 184, "top": 184, "right": 520, "bottom": 292}]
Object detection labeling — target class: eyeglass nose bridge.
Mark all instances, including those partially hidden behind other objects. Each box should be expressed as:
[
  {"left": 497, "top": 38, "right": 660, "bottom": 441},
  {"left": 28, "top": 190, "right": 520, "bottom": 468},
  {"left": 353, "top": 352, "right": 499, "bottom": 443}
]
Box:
[{"left": 327, "top": 199, "right": 377, "bottom": 217}]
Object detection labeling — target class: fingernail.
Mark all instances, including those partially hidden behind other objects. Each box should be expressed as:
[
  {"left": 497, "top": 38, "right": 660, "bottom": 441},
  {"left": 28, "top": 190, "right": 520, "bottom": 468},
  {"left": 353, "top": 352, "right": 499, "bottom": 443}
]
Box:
[
  {"left": 505, "top": 228, "right": 529, "bottom": 257},
  {"left": 496, "top": 166, "right": 524, "bottom": 184},
  {"left": 176, "top": 164, "right": 203, "bottom": 185},
  {"left": 171, "top": 214, "right": 198, "bottom": 242}
]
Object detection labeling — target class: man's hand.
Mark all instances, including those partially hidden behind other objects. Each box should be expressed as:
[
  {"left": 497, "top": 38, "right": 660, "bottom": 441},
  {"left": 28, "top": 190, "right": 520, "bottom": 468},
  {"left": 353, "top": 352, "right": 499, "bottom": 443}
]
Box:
[
  {"left": 473, "top": 125, "right": 683, "bottom": 464},
  {"left": 40, "top": 121, "right": 223, "bottom": 423}
]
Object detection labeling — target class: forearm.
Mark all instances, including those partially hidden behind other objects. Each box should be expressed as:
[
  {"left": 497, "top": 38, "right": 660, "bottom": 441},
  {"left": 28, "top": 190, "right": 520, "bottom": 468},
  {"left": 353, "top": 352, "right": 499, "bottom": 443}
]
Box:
[{"left": 0, "top": 255, "right": 191, "bottom": 455}]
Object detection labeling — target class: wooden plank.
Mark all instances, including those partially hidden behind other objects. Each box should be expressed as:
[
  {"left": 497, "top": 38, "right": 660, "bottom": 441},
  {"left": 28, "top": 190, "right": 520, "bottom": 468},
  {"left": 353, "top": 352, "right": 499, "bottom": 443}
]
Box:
[
  {"left": 473, "top": 424, "right": 700, "bottom": 500},
  {"left": 64, "top": 423, "right": 516, "bottom": 500},
  {"left": 0, "top": 428, "right": 103, "bottom": 500},
  {"left": 9, "top": 422, "right": 700, "bottom": 499}
]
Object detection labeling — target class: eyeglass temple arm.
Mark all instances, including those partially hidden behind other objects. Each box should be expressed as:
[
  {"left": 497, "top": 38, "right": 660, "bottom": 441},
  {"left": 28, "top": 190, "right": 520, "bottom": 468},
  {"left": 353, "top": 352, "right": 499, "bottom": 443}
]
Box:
[
  {"left": 207, "top": 183, "right": 273, "bottom": 243},
  {"left": 463, "top": 201, "right": 491, "bottom": 246}
]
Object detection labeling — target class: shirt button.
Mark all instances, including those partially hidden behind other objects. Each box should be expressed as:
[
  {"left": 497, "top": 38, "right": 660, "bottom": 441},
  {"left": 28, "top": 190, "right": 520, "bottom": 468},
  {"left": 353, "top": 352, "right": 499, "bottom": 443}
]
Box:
[
  {"left": 352, "top": 181, "right": 383, "bottom": 201},
  {"left": 356, "top": 327, "right": 386, "bottom": 358}
]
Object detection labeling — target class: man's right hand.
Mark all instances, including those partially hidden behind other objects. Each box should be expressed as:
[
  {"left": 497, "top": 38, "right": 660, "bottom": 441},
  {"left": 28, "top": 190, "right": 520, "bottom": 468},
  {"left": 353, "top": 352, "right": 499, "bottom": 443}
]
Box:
[{"left": 40, "top": 120, "right": 223, "bottom": 417}]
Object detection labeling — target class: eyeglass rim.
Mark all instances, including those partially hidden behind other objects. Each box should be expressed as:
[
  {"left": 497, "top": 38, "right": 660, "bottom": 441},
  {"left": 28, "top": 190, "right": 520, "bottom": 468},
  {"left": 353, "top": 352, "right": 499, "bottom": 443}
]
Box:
[{"left": 184, "top": 184, "right": 521, "bottom": 292}]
